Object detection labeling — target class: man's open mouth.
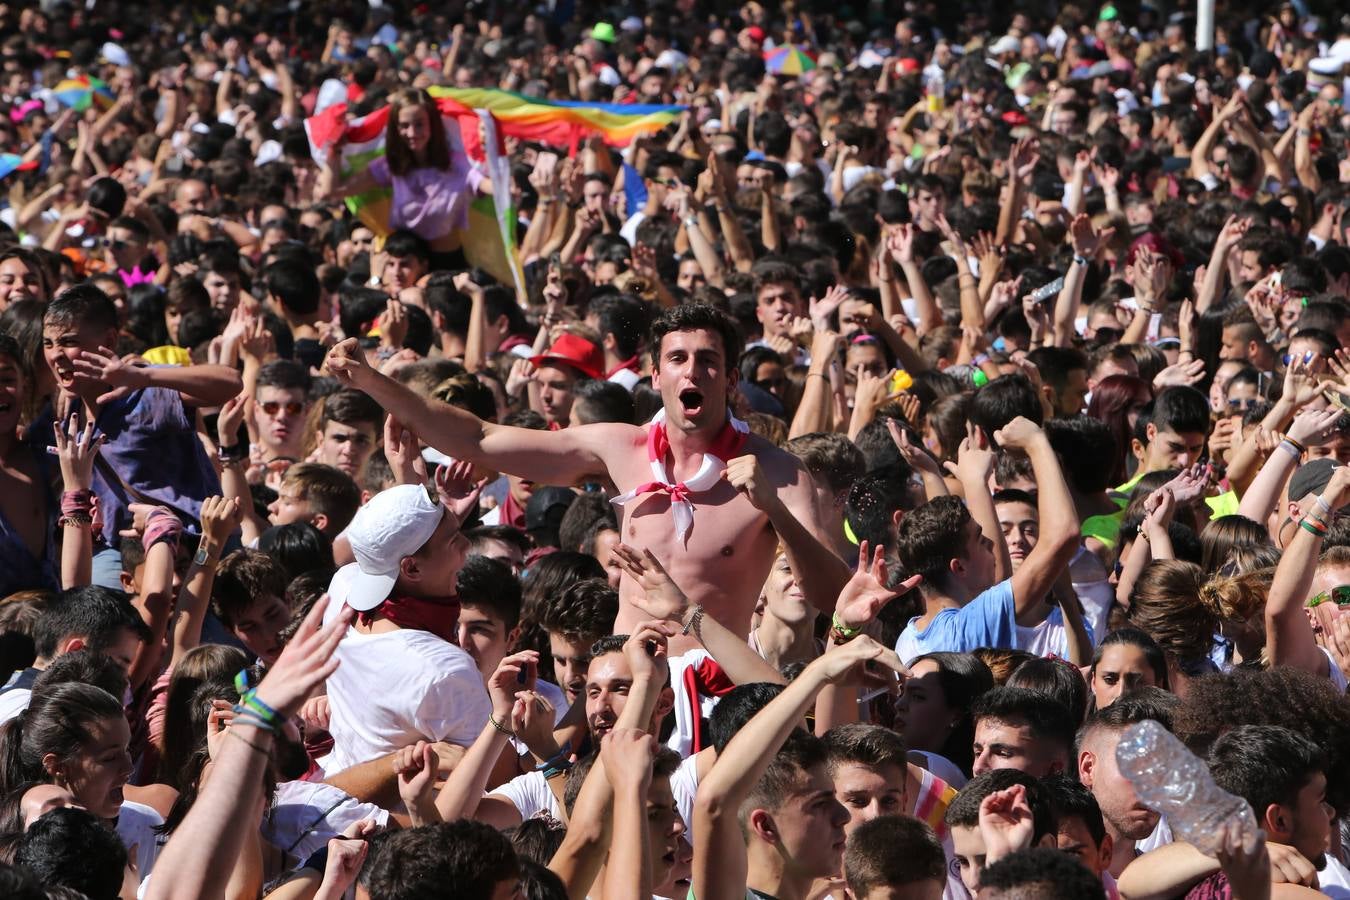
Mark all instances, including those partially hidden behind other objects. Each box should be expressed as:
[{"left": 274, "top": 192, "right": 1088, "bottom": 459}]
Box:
[{"left": 679, "top": 389, "right": 704, "bottom": 414}]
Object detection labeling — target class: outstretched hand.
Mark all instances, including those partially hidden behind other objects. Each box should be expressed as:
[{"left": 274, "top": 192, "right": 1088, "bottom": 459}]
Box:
[
  {"left": 252, "top": 595, "right": 353, "bottom": 719},
  {"left": 835, "top": 540, "right": 921, "bottom": 631},
  {"left": 610, "top": 544, "right": 690, "bottom": 623}
]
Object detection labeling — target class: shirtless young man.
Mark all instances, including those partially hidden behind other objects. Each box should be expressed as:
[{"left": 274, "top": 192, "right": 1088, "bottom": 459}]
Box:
[{"left": 325, "top": 303, "right": 846, "bottom": 652}]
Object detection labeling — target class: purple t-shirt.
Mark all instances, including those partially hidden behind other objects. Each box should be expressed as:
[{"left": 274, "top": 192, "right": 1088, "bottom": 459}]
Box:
[
  {"left": 35, "top": 384, "right": 220, "bottom": 549},
  {"left": 368, "top": 154, "right": 484, "bottom": 241}
]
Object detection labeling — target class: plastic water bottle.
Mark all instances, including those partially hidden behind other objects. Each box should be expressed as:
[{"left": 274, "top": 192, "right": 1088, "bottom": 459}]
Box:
[
  {"left": 926, "top": 70, "right": 945, "bottom": 114},
  {"left": 1114, "top": 720, "right": 1257, "bottom": 857}
]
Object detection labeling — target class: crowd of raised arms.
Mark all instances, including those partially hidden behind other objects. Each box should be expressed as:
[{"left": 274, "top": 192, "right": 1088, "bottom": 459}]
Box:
[{"left": 4, "top": 0, "right": 1350, "bottom": 898}]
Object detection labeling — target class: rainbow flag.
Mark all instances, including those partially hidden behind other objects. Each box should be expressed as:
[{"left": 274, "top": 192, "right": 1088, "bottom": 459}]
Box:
[
  {"left": 305, "top": 95, "right": 524, "bottom": 295},
  {"left": 427, "top": 87, "right": 682, "bottom": 153},
  {"left": 304, "top": 89, "right": 682, "bottom": 295},
  {"left": 53, "top": 75, "right": 114, "bottom": 112}
]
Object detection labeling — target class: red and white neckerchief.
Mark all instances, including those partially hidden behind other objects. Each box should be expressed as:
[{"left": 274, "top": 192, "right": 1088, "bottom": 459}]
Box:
[{"left": 611, "top": 409, "right": 750, "bottom": 542}]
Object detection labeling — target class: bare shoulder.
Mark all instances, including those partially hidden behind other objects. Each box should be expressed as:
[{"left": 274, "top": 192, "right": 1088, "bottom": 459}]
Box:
[
  {"left": 568, "top": 421, "right": 647, "bottom": 457},
  {"left": 746, "top": 435, "right": 808, "bottom": 485}
]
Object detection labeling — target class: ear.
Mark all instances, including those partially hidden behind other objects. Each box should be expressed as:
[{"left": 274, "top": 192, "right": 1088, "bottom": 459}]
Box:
[
  {"left": 748, "top": 808, "right": 778, "bottom": 844},
  {"left": 360, "top": 489, "right": 374, "bottom": 505},
  {"left": 1145, "top": 422, "right": 1158, "bottom": 445},
  {"left": 890, "top": 509, "right": 904, "bottom": 530},
  {"left": 60, "top": 637, "right": 87, "bottom": 655},
  {"left": 1130, "top": 437, "right": 1146, "bottom": 463},
  {"left": 1040, "top": 382, "right": 1055, "bottom": 406},
  {"left": 1288, "top": 501, "right": 1302, "bottom": 522},
  {"left": 119, "top": 570, "right": 136, "bottom": 594},
  {"left": 400, "top": 555, "right": 420, "bottom": 583},
  {"left": 1078, "top": 748, "right": 1096, "bottom": 787},
  {"left": 653, "top": 684, "right": 676, "bottom": 725},
  {"left": 1264, "top": 803, "right": 1291, "bottom": 839},
  {"left": 602, "top": 332, "right": 618, "bottom": 353},
  {"left": 311, "top": 512, "right": 330, "bottom": 534},
  {"left": 506, "top": 625, "right": 522, "bottom": 647},
  {"left": 41, "top": 752, "right": 63, "bottom": 782},
  {"left": 1098, "top": 833, "right": 1115, "bottom": 873}
]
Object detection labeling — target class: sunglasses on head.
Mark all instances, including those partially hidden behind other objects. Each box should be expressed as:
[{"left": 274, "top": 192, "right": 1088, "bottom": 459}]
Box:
[
  {"left": 1307, "top": 585, "right": 1350, "bottom": 608},
  {"left": 260, "top": 400, "right": 304, "bottom": 416}
]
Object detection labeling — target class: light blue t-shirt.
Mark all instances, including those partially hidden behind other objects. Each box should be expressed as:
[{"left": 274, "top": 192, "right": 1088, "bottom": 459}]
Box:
[{"left": 895, "top": 579, "right": 1017, "bottom": 665}]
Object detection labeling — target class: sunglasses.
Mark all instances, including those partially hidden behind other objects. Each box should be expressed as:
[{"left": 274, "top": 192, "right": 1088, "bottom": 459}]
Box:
[
  {"left": 1307, "top": 585, "right": 1350, "bottom": 608},
  {"left": 260, "top": 401, "right": 304, "bottom": 416}
]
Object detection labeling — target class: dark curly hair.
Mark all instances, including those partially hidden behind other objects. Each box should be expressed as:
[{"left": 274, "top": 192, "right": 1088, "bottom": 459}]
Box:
[{"left": 1172, "top": 666, "right": 1350, "bottom": 816}]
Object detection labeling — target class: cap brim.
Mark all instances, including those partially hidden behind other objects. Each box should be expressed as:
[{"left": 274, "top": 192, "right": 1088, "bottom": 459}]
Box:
[
  {"left": 529, "top": 353, "right": 603, "bottom": 380},
  {"left": 329, "top": 562, "right": 398, "bottom": 613}
]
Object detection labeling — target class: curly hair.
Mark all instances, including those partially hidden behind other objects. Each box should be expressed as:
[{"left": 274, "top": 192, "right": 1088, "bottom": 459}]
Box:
[
  {"left": 1172, "top": 666, "right": 1350, "bottom": 815},
  {"left": 539, "top": 578, "right": 618, "bottom": 644}
]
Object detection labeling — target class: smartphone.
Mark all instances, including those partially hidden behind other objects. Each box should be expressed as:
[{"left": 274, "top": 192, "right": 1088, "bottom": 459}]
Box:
[{"left": 1029, "top": 277, "right": 1066, "bottom": 304}]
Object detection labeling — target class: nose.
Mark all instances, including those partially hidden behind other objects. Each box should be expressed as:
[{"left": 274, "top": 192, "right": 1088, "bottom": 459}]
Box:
[{"left": 973, "top": 749, "right": 990, "bottom": 775}]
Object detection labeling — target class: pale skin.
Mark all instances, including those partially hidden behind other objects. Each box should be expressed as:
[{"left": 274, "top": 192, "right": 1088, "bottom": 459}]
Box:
[{"left": 324, "top": 326, "right": 845, "bottom": 652}]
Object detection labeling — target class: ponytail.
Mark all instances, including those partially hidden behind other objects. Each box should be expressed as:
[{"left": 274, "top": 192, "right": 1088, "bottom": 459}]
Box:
[{"left": 0, "top": 684, "right": 122, "bottom": 797}]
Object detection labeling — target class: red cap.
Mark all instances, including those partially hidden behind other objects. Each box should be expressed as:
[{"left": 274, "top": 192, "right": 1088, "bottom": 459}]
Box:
[
  {"left": 1125, "top": 232, "right": 1184, "bottom": 270},
  {"left": 530, "top": 333, "right": 604, "bottom": 380},
  {"left": 896, "top": 57, "right": 921, "bottom": 74},
  {"left": 745, "top": 26, "right": 766, "bottom": 43}
]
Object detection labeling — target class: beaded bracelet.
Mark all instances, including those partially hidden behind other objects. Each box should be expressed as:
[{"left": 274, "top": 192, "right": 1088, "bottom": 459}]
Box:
[{"left": 488, "top": 713, "right": 515, "bottom": 738}]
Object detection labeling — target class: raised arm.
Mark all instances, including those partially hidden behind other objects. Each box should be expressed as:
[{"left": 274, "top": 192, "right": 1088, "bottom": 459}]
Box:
[
  {"left": 146, "top": 597, "right": 353, "bottom": 900},
  {"left": 170, "top": 497, "right": 241, "bottom": 669},
  {"left": 997, "top": 418, "right": 1081, "bottom": 623},
  {"left": 943, "top": 434, "right": 1012, "bottom": 585},
  {"left": 612, "top": 544, "right": 785, "bottom": 686},
  {"left": 324, "top": 338, "right": 618, "bottom": 485},
  {"left": 814, "top": 543, "right": 922, "bottom": 733},
  {"left": 1238, "top": 410, "right": 1339, "bottom": 526},
  {"left": 693, "top": 638, "right": 905, "bottom": 900},
  {"left": 726, "top": 451, "right": 851, "bottom": 615},
  {"left": 550, "top": 625, "right": 674, "bottom": 900},
  {"left": 1265, "top": 467, "right": 1350, "bottom": 679},
  {"left": 598, "top": 729, "right": 658, "bottom": 900}
]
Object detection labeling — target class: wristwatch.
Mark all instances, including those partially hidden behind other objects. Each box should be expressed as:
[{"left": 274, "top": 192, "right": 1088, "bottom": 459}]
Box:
[{"left": 193, "top": 543, "right": 216, "bottom": 567}]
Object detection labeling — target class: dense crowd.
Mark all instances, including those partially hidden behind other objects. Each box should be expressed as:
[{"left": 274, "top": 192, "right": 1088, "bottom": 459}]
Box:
[{"left": 2, "top": 0, "right": 1350, "bottom": 898}]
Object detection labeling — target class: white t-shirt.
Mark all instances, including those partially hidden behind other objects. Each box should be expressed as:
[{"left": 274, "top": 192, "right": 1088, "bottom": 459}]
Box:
[
  {"left": 489, "top": 769, "right": 561, "bottom": 821},
  {"left": 1320, "top": 854, "right": 1350, "bottom": 898},
  {"left": 116, "top": 800, "right": 163, "bottom": 883},
  {"left": 671, "top": 752, "right": 701, "bottom": 842},
  {"left": 319, "top": 616, "right": 491, "bottom": 774},
  {"left": 0, "top": 688, "right": 31, "bottom": 723},
  {"left": 266, "top": 779, "right": 391, "bottom": 864},
  {"left": 1014, "top": 606, "right": 1094, "bottom": 659}
]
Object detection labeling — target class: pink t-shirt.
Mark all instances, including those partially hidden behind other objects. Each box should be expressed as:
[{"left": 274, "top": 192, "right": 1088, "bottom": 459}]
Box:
[{"left": 369, "top": 154, "right": 484, "bottom": 241}]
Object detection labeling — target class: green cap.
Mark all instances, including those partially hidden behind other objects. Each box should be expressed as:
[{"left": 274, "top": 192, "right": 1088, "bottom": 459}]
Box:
[
  {"left": 591, "top": 22, "right": 617, "bottom": 43},
  {"left": 1099, "top": 4, "right": 1118, "bottom": 20}
]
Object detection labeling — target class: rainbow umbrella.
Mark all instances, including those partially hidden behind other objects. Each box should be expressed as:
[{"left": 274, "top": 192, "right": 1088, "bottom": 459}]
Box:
[
  {"left": 53, "top": 75, "right": 114, "bottom": 112},
  {"left": 0, "top": 154, "right": 37, "bottom": 180},
  {"left": 763, "top": 45, "right": 817, "bottom": 76}
]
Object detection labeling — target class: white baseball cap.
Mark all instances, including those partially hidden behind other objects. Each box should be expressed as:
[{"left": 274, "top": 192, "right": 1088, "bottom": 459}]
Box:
[{"left": 330, "top": 484, "right": 445, "bottom": 612}]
